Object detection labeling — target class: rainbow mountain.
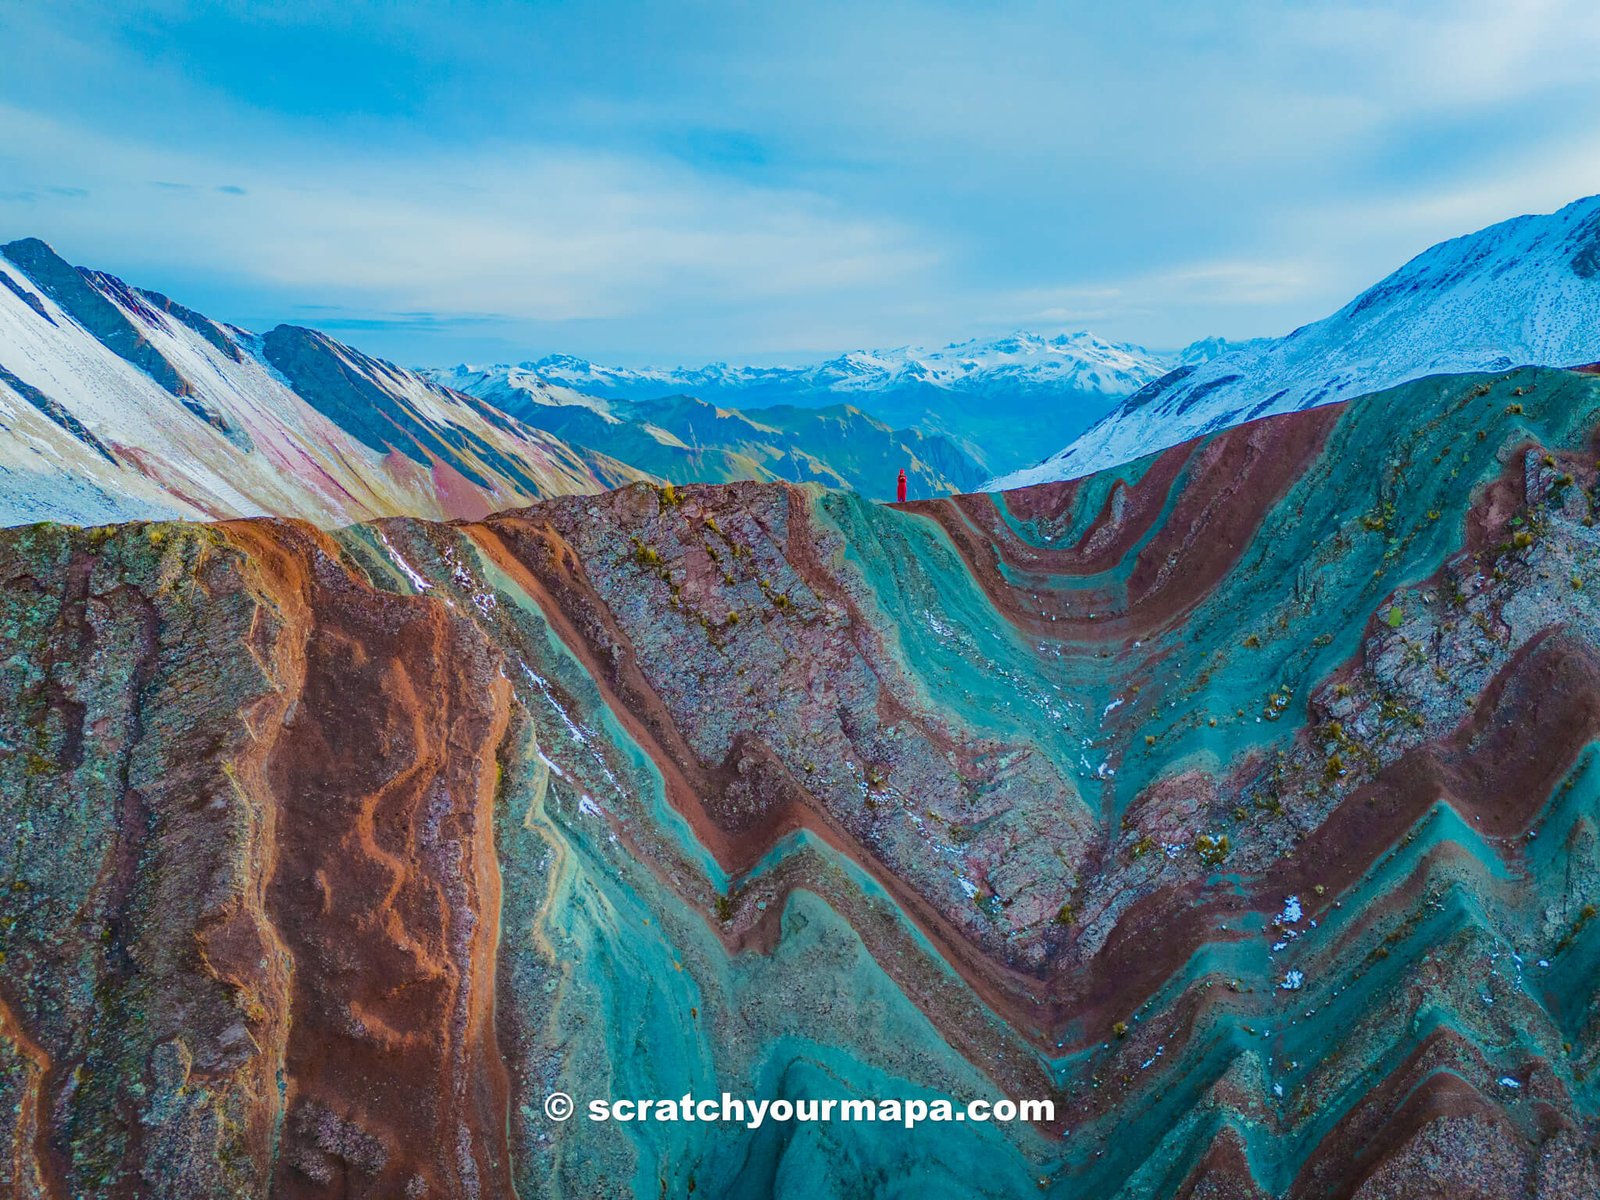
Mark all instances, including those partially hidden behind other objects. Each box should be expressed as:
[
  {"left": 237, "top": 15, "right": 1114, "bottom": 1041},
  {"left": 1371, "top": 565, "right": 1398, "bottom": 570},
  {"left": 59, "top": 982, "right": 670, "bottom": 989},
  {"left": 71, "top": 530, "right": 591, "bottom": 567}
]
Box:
[{"left": 2, "top": 360, "right": 1598, "bottom": 1196}]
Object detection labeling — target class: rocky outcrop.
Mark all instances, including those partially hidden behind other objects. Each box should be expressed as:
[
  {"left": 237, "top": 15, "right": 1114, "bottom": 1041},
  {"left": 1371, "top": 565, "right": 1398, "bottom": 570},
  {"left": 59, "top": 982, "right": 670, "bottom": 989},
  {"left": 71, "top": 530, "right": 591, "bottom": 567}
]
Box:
[
  {"left": 0, "top": 519, "right": 515, "bottom": 1197},
  {"left": 2, "top": 366, "right": 1600, "bottom": 1197}
]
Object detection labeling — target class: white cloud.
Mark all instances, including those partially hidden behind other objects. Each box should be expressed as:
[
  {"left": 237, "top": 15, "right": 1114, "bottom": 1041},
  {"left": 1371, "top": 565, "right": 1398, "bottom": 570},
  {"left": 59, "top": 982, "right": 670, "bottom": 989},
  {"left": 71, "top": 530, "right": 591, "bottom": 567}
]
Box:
[
  {"left": 1285, "top": 0, "right": 1600, "bottom": 113},
  {"left": 0, "top": 104, "right": 932, "bottom": 327}
]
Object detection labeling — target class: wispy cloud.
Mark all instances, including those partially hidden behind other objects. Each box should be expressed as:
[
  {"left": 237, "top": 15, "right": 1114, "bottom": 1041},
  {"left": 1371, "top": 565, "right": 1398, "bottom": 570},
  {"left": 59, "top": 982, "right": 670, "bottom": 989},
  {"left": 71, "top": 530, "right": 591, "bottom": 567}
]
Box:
[
  {"left": 996, "top": 259, "right": 1314, "bottom": 337},
  {"left": 1, "top": 104, "right": 930, "bottom": 336}
]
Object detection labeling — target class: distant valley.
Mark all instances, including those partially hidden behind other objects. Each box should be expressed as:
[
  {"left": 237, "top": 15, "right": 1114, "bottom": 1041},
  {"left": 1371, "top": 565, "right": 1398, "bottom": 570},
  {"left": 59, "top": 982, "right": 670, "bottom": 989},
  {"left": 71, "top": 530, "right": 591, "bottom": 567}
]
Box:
[
  {"left": 435, "top": 364, "right": 990, "bottom": 498},
  {"left": 498, "top": 330, "right": 1179, "bottom": 477}
]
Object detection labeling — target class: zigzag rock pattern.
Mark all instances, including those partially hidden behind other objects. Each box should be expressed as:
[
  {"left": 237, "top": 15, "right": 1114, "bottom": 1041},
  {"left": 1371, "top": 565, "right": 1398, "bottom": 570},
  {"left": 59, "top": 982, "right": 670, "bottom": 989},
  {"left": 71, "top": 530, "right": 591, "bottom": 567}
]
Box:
[{"left": 2, "top": 367, "right": 1599, "bottom": 1197}]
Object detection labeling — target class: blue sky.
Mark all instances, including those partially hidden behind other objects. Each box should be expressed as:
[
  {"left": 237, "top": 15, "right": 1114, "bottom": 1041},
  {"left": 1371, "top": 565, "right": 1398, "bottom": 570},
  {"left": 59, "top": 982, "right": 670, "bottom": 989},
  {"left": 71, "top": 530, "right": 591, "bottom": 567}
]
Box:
[{"left": 2, "top": 1, "right": 1598, "bottom": 367}]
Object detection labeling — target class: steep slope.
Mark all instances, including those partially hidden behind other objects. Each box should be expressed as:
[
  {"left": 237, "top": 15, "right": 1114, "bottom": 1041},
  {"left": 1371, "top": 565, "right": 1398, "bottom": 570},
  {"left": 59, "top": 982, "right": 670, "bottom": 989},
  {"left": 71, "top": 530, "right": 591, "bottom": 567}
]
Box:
[
  {"left": 493, "top": 329, "right": 1171, "bottom": 476},
  {"left": 0, "top": 238, "right": 645, "bottom": 527},
  {"left": 3, "top": 365, "right": 1599, "bottom": 1196},
  {"left": 991, "top": 194, "right": 1600, "bottom": 488},
  {"left": 441, "top": 363, "right": 989, "bottom": 499}
]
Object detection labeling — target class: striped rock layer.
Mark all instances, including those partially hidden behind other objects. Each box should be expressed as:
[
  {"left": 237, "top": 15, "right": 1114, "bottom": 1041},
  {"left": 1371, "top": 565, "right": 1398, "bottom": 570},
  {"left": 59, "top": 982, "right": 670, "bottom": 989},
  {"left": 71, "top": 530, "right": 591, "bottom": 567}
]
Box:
[{"left": 2, "top": 366, "right": 1600, "bottom": 1198}]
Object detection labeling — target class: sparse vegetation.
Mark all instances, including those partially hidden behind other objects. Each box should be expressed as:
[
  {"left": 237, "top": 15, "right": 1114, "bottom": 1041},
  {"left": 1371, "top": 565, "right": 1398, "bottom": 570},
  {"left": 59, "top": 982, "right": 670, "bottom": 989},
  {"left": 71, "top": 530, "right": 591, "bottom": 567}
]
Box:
[{"left": 1194, "top": 833, "right": 1230, "bottom": 866}]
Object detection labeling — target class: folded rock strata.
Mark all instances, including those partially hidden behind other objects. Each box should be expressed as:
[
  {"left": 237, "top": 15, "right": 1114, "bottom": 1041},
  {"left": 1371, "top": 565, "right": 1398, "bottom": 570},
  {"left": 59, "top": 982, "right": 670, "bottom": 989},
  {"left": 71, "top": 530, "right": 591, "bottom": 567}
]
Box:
[{"left": 1, "top": 367, "right": 1599, "bottom": 1197}]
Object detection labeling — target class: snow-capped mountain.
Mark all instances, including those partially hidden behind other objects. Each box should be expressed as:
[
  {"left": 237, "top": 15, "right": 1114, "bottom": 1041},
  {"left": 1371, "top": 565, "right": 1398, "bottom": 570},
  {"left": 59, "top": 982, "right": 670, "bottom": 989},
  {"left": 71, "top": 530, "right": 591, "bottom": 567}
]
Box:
[
  {"left": 528, "top": 330, "right": 1165, "bottom": 400},
  {"left": 989, "top": 194, "right": 1600, "bottom": 490},
  {"left": 440, "top": 364, "right": 616, "bottom": 418},
  {"left": 470, "top": 331, "right": 1170, "bottom": 476},
  {"left": 433, "top": 363, "right": 990, "bottom": 500},
  {"left": 0, "top": 239, "right": 644, "bottom": 527},
  {"left": 1173, "top": 335, "right": 1268, "bottom": 367}
]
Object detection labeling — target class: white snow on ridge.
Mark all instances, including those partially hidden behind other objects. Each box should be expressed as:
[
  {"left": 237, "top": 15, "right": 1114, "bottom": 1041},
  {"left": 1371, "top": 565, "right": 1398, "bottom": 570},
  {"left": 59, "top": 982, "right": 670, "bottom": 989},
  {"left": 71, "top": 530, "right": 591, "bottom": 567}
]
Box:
[
  {"left": 0, "top": 240, "right": 636, "bottom": 527},
  {"left": 986, "top": 194, "right": 1600, "bottom": 491},
  {"left": 452, "top": 329, "right": 1172, "bottom": 405},
  {"left": 0, "top": 255, "right": 276, "bottom": 523},
  {"left": 435, "top": 364, "right": 619, "bottom": 421}
]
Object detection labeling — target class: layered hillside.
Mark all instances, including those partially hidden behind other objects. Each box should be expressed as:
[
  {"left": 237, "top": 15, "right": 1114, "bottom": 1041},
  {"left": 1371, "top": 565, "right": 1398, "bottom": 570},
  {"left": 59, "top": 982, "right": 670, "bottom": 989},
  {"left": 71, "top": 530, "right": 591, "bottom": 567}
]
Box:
[
  {"left": 992, "top": 194, "right": 1600, "bottom": 488},
  {"left": 440, "top": 363, "right": 988, "bottom": 499},
  {"left": 503, "top": 330, "right": 1172, "bottom": 475},
  {"left": 0, "top": 239, "right": 646, "bottom": 527},
  {"left": 3, "top": 366, "right": 1600, "bottom": 1197}
]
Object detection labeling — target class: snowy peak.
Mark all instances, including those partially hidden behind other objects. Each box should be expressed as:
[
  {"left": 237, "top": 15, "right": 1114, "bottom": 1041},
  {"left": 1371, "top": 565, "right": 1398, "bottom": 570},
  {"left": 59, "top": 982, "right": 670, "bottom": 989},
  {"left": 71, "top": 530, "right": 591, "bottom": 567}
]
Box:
[
  {"left": 443, "top": 362, "right": 614, "bottom": 415},
  {"left": 0, "top": 239, "right": 645, "bottom": 526},
  {"left": 507, "top": 329, "right": 1168, "bottom": 402},
  {"left": 988, "top": 194, "right": 1600, "bottom": 489},
  {"left": 1174, "top": 335, "right": 1268, "bottom": 367},
  {"left": 460, "top": 329, "right": 1171, "bottom": 477},
  {"left": 4, "top": 237, "right": 204, "bottom": 404}
]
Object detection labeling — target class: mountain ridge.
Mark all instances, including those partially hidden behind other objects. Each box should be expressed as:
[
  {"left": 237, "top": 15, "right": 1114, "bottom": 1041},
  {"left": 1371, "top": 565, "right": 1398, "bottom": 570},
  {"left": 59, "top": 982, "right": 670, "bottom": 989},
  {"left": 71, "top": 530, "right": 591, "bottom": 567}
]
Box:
[
  {"left": 511, "top": 328, "right": 1168, "bottom": 399},
  {"left": 463, "top": 329, "right": 1177, "bottom": 476},
  {"left": 0, "top": 237, "right": 650, "bottom": 527},
  {"left": 0, "top": 239, "right": 984, "bottom": 525},
  {"left": 988, "top": 193, "right": 1600, "bottom": 489}
]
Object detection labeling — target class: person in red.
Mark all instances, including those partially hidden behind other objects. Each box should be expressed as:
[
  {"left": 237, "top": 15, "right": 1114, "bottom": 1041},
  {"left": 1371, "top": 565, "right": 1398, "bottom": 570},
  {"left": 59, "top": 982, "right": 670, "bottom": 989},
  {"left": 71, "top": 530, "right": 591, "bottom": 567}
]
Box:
[{"left": 896, "top": 468, "right": 907, "bottom": 503}]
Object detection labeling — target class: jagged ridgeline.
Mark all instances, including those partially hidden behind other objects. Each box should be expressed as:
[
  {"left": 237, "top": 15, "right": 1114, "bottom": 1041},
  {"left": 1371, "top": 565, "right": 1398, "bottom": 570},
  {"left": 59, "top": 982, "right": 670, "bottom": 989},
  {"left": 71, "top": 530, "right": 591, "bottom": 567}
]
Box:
[
  {"left": 2, "top": 366, "right": 1599, "bottom": 1198},
  {"left": 0, "top": 237, "right": 988, "bottom": 528}
]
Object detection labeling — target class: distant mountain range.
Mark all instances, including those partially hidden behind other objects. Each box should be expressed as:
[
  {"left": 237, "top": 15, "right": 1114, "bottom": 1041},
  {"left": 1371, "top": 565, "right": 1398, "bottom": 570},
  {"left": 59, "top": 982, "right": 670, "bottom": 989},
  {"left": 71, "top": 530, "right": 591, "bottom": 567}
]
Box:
[
  {"left": 435, "top": 364, "right": 987, "bottom": 498},
  {"left": 492, "top": 330, "right": 1180, "bottom": 476},
  {"left": 989, "top": 194, "right": 1600, "bottom": 489}
]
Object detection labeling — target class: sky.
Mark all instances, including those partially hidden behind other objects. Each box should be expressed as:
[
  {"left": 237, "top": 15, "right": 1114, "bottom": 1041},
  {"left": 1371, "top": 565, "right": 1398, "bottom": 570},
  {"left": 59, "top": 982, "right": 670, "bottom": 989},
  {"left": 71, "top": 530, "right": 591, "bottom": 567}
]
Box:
[{"left": 1, "top": 0, "right": 1599, "bottom": 369}]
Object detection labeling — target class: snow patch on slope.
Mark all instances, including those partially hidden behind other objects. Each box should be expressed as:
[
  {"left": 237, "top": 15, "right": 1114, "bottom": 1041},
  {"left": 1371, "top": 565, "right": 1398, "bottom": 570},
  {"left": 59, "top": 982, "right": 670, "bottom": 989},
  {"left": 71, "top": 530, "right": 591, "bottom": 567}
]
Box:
[
  {"left": 0, "top": 242, "right": 639, "bottom": 527},
  {"left": 987, "top": 194, "right": 1600, "bottom": 490}
]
